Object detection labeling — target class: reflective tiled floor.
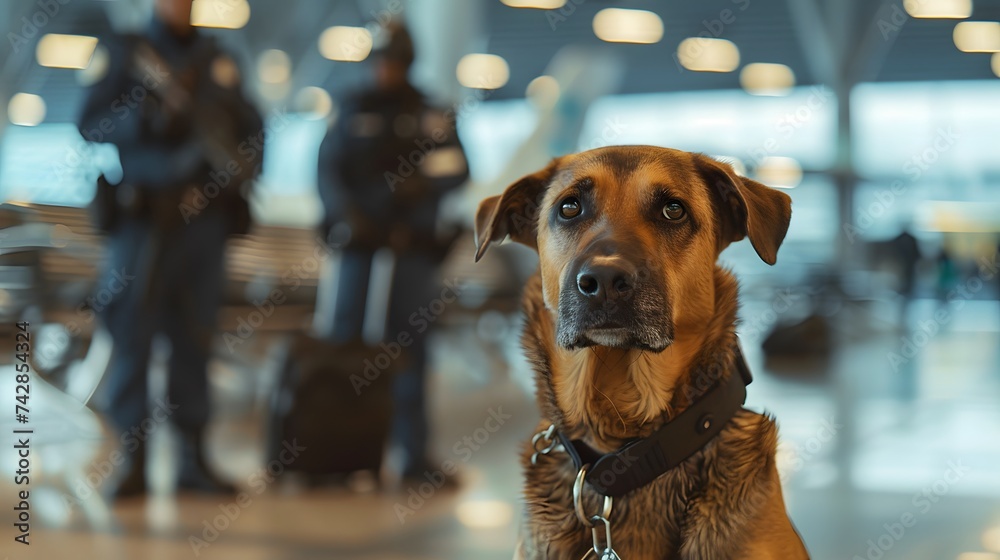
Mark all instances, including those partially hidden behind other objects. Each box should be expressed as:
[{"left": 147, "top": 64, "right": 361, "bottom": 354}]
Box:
[{"left": 2, "top": 298, "right": 1000, "bottom": 560}]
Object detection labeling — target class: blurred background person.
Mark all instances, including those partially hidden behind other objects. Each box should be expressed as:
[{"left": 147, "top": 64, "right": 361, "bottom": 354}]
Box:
[
  {"left": 316, "top": 21, "right": 468, "bottom": 484},
  {"left": 995, "top": 240, "right": 1000, "bottom": 308},
  {"left": 936, "top": 246, "right": 959, "bottom": 310},
  {"left": 76, "top": 0, "right": 261, "bottom": 498},
  {"left": 889, "top": 225, "right": 921, "bottom": 327}
]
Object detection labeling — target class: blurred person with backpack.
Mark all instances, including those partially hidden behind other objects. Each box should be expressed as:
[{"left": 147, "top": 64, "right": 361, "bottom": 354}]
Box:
[
  {"left": 78, "top": 0, "right": 262, "bottom": 498},
  {"left": 316, "top": 22, "right": 468, "bottom": 484}
]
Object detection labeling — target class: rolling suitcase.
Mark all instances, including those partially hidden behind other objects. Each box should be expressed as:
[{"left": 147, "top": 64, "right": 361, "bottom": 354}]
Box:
[{"left": 266, "top": 250, "right": 403, "bottom": 480}]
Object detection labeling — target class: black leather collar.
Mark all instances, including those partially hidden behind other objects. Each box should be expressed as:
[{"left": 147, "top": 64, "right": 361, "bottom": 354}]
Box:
[{"left": 554, "top": 343, "right": 753, "bottom": 498}]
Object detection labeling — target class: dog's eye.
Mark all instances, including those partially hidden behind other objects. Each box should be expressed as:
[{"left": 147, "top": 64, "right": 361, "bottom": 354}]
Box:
[
  {"left": 559, "top": 197, "right": 582, "bottom": 219},
  {"left": 661, "top": 201, "right": 686, "bottom": 221}
]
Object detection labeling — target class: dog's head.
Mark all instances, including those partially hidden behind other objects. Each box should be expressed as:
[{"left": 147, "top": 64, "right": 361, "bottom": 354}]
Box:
[{"left": 475, "top": 146, "right": 791, "bottom": 353}]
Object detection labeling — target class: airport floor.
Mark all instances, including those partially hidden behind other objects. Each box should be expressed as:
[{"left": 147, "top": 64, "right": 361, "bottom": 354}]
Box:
[{"left": 2, "top": 298, "right": 1000, "bottom": 560}]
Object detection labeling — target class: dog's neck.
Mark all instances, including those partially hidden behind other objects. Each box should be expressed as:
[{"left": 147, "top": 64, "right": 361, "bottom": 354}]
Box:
[{"left": 523, "top": 266, "right": 741, "bottom": 453}]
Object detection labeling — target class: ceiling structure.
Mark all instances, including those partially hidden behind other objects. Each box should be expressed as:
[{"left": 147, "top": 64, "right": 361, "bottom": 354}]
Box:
[
  {"left": 1, "top": 0, "right": 999, "bottom": 123},
  {"left": 485, "top": 0, "right": 1000, "bottom": 98}
]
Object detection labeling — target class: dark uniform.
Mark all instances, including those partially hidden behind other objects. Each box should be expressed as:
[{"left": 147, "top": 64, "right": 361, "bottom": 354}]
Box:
[
  {"left": 78, "top": 16, "right": 262, "bottom": 496},
  {"left": 317, "top": 25, "right": 468, "bottom": 477}
]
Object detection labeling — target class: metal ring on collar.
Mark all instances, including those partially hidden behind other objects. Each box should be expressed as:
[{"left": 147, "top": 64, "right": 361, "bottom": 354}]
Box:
[
  {"left": 531, "top": 424, "right": 560, "bottom": 465},
  {"left": 573, "top": 465, "right": 613, "bottom": 527}
]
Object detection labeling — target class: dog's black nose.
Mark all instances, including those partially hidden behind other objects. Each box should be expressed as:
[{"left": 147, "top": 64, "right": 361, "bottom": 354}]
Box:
[{"left": 577, "top": 262, "right": 634, "bottom": 302}]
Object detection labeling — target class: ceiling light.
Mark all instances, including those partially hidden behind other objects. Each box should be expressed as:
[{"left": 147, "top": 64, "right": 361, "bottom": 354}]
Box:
[
  {"left": 258, "top": 49, "right": 291, "bottom": 84},
  {"left": 677, "top": 38, "right": 740, "bottom": 72},
  {"left": 76, "top": 44, "right": 109, "bottom": 86},
  {"left": 992, "top": 53, "right": 1000, "bottom": 77},
  {"left": 740, "top": 63, "right": 796, "bottom": 95},
  {"left": 526, "top": 75, "right": 560, "bottom": 108},
  {"left": 983, "top": 524, "right": 1000, "bottom": 552},
  {"left": 259, "top": 81, "right": 290, "bottom": 101},
  {"left": 455, "top": 500, "right": 514, "bottom": 529},
  {"left": 457, "top": 54, "right": 509, "bottom": 89},
  {"left": 713, "top": 156, "right": 748, "bottom": 177},
  {"left": 593, "top": 8, "right": 664, "bottom": 44},
  {"left": 294, "top": 86, "right": 334, "bottom": 120},
  {"left": 501, "top": 0, "right": 566, "bottom": 8},
  {"left": 905, "top": 0, "right": 972, "bottom": 18},
  {"left": 319, "top": 26, "right": 373, "bottom": 62},
  {"left": 756, "top": 157, "right": 802, "bottom": 188},
  {"left": 8, "top": 93, "right": 46, "bottom": 127},
  {"left": 918, "top": 201, "right": 1000, "bottom": 233},
  {"left": 36, "top": 34, "right": 98, "bottom": 69},
  {"left": 191, "top": 0, "right": 251, "bottom": 29},
  {"left": 953, "top": 21, "right": 1000, "bottom": 52}
]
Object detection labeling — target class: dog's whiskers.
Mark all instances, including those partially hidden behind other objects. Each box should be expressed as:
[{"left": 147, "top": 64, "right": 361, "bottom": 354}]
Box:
[
  {"left": 589, "top": 346, "right": 609, "bottom": 373},
  {"left": 627, "top": 350, "right": 646, "bottom": 370},
  {"left": 593, "top": 384, "right": 627, "bottom": 434},
  {"left": 611, "top": 348, "right": 631, "bottom": 370}
]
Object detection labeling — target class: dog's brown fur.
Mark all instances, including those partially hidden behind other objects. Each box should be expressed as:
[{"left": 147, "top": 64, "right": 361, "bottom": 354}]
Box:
[{"left": 475, "top": 146, "right": 808, "bottom": 559}]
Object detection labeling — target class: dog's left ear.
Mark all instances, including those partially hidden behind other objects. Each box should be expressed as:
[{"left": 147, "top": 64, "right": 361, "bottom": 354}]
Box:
[
  {"left": 696, "top": 155, "right": 792, "bottom": 265},
  {"left": 474, "top": 159, "right": 560, "bottom": 261}
]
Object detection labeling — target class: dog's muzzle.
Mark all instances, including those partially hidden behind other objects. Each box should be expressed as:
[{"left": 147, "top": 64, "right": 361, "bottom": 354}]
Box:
[{"left": 556, "top": 240, "right": 672, "bottom": 351}]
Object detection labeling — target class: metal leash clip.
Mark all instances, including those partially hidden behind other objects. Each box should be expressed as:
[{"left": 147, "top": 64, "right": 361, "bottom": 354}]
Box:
[
  {"left": 530, "top": 424, "right": 564, "bottom": 465},
  {"left": 573, "top": 466, "right": 623, "bottom": 560},
  {"left": 588, "top": 515, "right": 622, "bottom": 560}
]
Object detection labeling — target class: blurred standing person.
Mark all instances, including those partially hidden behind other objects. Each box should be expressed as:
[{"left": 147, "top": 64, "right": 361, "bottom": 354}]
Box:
[
  {"left": 995, "top": 241, "right": 1000, "bottom": 301},
  {"left": 995, "top": 241, "right": 1000, "bottom": 338},
  {"left": 78, "top": 0, "right": 262, "bottom": 498},
  {"left": 317, "top": 23, "right": 468, "bottom": 483},
  {"left": 890, "top": 227, "right": 920, "bottom": 327},
  {"left": 936, "top": 246, "right": 958, "bottom": 310}
]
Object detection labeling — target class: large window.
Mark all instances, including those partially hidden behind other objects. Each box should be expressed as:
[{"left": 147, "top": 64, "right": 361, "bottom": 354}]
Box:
[
  {"left": 456, "top": 98, "right": 537, "bottom": 184},
  {"left": 0, "top": 123, "right": 109, "bottom": 207},
  {"left": 853, "top": 80, "right": 1000, "bottom": 180},
  {"left": 578, "top": 86, "right": 837, "bottom": 171}
]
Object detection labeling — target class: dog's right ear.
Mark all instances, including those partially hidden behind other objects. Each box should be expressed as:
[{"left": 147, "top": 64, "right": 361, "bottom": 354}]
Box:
[
  {"left": 695, "top": 154, "right": 792, "bottom": 266},
  {"left": 474, "top": 159, "right": 560, "bottom": 261}
]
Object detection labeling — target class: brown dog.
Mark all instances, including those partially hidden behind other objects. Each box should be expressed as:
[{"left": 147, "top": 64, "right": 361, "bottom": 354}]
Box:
[{"left": 474, "top": 146, "right": 808, "bottom": 559}]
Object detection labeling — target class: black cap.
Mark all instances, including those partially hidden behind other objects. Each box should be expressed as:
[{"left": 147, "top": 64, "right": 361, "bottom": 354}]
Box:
[{"left": 372, "top": 22, "right": 415, "bottom": 68}]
